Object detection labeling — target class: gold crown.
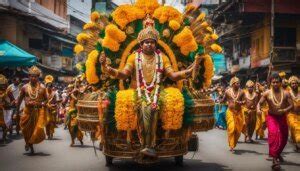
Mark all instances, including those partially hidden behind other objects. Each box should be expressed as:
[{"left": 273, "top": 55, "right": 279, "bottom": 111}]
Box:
[
  {"left": 44, "top": 75, "right": 54, "bottom": 84},
  {"left": 28, "top": 66, "right": 41, "bottom": 76},
  {"left": 230, "top": 76, "right": 240, "bottom": 86},
  {"left": 246, "top": 80, "right": 254, "bottom": 87},
  {"left": 289, "top": 76, "right": 299, "bottom": 84},
  {"left": 0, "top": 74, "right": 8, "bottom": 85},
  {"left": 137, "top": 15, "right": 159, "bottom": 43}
]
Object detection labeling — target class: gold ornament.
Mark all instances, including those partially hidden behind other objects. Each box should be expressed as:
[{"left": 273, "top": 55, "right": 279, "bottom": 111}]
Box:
[
  {"left": 44, "top": 75, "right": 54, "bottom": 84},
  {"left": 0, "top": 74, "right": 8, "bottom": 85},
  {"left": 137, "top": 16, "right": 159, "bottom": 43},
  {"left": 163, "top": 29, "right": 170, "bottom": 38},
  {"left": 28, "top": 66, "right": 42, "bottom": 76}
]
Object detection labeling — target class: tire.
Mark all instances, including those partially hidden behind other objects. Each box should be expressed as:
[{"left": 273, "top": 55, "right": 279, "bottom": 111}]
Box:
[
  {"left": 174, "top": 155, "right": 183, "bottom": 166},
  {"left": 105, "top": 156, "right": 113, "bottom": 167}
]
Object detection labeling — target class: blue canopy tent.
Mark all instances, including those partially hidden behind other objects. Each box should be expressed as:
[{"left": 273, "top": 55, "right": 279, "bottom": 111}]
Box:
[
  {"left": 211, "top": 53, "right": 226, "bottom": 74},
  {"left": 0, "top": 40, "right": 37, "bottom": 68}
]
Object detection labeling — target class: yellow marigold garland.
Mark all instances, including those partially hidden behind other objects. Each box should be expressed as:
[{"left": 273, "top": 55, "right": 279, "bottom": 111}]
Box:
[
  {"left": 83, "top": 22, "right": 96, "bottom": 30},
  {"left": 169, "top": 20, "right": 181, "bottom": 31},
  {"left": 115, "top": 89, "right": 137, "bottom": 131},
  {"left": 153, "top": 6, "right": 182, "bottom": 24},
  {"left": 102, "top": 36, "right": 120, "bottom": 52},
  {"left": 74, "top": 44, "right": 84, "bottom": 54},
  {"left": 160, "top": 87, "right": 184, "bottom": 130},
  {"left": 196, "top": 12, "right": 206, "bottom": 21},
  {"left": 180, "top": 40, "right": 198, "bottom": 56},
  {"left": 112, "top": 5, "right": 145, "bottom": 29},
  {"left": 90, "top": 11, "right": 100, "bottom": 22},
  {"left": 135, "top": 0, "right": 160, "bottom": 15},
  {"left": 203, "top": 54, "right": 214, "bottom": 88},
  {"left": 210, "top": 44, "right": 223, "bottom": 53},
  {"left": 172, "top": 27, "right": 195, "bottom": 47},
  {"left": 211, "top": 33, "right": 219, "bottom": 40},
  {"left": 85, "top": 50, "right": 99, "bottom": 84},
  {"left": 76, "top": 33, "right": 90, "bottom": 44},
  {"left": 105, "top": 24, "right": 127, "bottom": 43}
]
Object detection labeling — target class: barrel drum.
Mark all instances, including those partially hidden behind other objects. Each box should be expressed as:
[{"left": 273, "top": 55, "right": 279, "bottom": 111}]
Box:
[
  {"left": 191, "top": 98, "right": 215, "bottom": 132},
  {"left": 76, "top": 100, "right": 99, "bottom": 132}
]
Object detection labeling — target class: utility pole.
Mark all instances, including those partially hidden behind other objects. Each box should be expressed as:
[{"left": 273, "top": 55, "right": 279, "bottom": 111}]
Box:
[{"left": 268, "top": 0, "right": 275, "bottom": 79}]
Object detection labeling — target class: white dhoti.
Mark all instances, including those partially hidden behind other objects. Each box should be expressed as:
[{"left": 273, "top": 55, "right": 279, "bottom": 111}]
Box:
[{"left": 4, "top": 110, "right": 13, "bottom": 127}]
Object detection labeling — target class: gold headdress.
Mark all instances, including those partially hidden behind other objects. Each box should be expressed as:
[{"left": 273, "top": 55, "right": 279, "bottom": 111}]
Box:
[
  {"left": 0, "top": 74, "right": 8, "bottom": 85},
  {"left": 279, "top": 71, "right": 286, "bottom": 78},
  {"left": 246, "top": 80, "right": 254, "bottom": 88},
  {"left": 44, "top": 75, "right": 54, "bottom": 84},
  {"left": 137, "top": 15, "right": 159, "bottom": 43},
  {"left": 289, "top": 76, "right": 299, "bottom": 84},
  {"left": 28, "top": 66, "right": 42, "bottom": 76},
  {"left": 230, "top": 76, "right": 240, "bottom": 86}
]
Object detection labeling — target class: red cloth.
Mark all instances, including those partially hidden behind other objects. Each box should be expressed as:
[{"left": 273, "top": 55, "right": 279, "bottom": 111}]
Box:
[{"left": 267, "top": 113, "right": 288, "bottom": 158}]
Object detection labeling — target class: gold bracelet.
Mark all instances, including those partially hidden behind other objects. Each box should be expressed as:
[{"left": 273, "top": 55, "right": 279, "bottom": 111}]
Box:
[{"left": 180, "top": 71, "right": 187, "bottom": 79}]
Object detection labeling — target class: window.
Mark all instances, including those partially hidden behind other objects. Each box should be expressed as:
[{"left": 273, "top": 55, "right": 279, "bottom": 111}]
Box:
[
  {"left": 274, "top": 27, "right": 296, "bottom": 47},
  {"left": 29, "top": 39, "right": 43, "bottom": 50}
]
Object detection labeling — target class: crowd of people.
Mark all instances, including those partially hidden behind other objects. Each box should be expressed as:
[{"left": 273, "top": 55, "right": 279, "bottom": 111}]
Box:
[
  {"left": 210, "top": 74, "right": 300, "bottom": 170},
  {"left": 0, "top": 65, "right": 299, "bottom": 170},
  {"left": 0, "top": 66, "right": 88, "bottom": 153}
]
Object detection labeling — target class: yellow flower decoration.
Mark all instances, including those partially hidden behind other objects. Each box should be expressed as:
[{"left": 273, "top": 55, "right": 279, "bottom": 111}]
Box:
[
  {"left": 135, "top": 0, "right": 160, "bottom": 15},
  {"left": 172, "top": 27, "right": 194, "bottom": 47},
  {"left": 160, "top": 87, "right": 184, "bottom": 130},
  {"left": 206, "top": 26, "right": 213, "bottom": 33},
  {"left": 203, "top": 34, "right": 211, "bottom": 44},
  {"left": 200, "top": 21, "right": 209, "bottom": 28},
  {"left": 90, "top": 11, "right": 100, "bottom": 22},
  {"left": 74, "top": 44, "right": 84, "bottom": 54},
  {"left": 185, "top": 4, "right": 197, "bottom": 14},
  {"left": 44, "top": 75, "right": 54, "bottom": 84},
  {"left": 115, "top": 89, "right": 137, "bottom": 131},
  {"left": 203, "top": 54, "right": 214, "bottom": 88},
  {"left": 196, "top": 12, "right": 206, "bottom": 21},
  {"left": 105, "top": 24, "right": 126, "bottom": 43},
  {"left": 76, "top": 33, "right": 90, "bottom": 44},
  {"left": 112, "top": 5, "right": 145, "bottom": 29},
  {"left": 180, "top": 40, "right": 198, "bottom": 56},
  {"left": 211, "top": 33, "right": 219, "bottom": 40},
  {"left": 153, "top": 6, "right": 182, "bottom": 24},
  {"left": 210, "top": 44, "right": 223, "bottom": 53},
  {"left": 169, "top": 20, "right": 180, "bottom": 31},
  {"left": 102, "top": 36, "right": 120, "bottom": 52},
  {"left": 83, "top": 22, "right": 96, "bottom": 30},
  {"left": 85, "top": 50, "right": 99, "bottom": 84}
]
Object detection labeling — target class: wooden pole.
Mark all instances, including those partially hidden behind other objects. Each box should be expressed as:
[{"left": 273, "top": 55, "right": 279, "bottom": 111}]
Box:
[{"left": 267, "top": 0, "right": 275, "bottom": 81}]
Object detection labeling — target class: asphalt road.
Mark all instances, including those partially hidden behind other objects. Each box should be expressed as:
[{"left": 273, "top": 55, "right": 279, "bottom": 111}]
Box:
[{"left": 0, "top": 126, "right": 299, "bottom": 171}]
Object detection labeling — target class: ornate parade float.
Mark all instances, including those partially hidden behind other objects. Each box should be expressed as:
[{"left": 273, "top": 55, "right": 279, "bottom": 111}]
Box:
[{"left": 73, "top": 0, "right": 222, "bottom": 166}]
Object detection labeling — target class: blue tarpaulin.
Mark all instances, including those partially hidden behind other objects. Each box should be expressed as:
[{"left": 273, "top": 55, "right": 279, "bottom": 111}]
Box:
[
  {"left": 0, "top": 40, "right": 37, "bottom": 67},
  {"left": 211, "top": 53, "right": 226, "bottom": 74}
]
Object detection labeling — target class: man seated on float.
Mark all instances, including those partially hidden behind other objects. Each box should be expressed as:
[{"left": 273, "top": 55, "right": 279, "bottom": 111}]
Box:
[{"left": 99, "top": 17, "right": 196, "bottom": 157}]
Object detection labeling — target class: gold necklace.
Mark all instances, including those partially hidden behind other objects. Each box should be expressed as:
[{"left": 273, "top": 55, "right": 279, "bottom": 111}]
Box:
[
  {"left": 270, "top": 88, "right": 283, "bottom": 107},
  {"left": 245, "top": 90, "right": 255, "bottom": 101},
  {"left": 290, "top": 89, "right": 300, "bottom": 101},
  {"left": 230, "top": 88, "right": 240, "bottom": 101},
  {"left": 28, "top": 83, "right": 39, "bottom": 100}
]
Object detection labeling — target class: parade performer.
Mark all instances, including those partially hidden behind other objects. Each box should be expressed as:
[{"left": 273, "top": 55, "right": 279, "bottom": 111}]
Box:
[
  {"left": 222, "top": 77, "right": 245, "bottom": 152},
  {"left": 214, "top": 86, "right": 227, "bottom": 129},
  {"left": 242, "top": 80, "right": 259, "bottom": 143},
  {"left": 44, "top": 75, "right": 58, "bottom": 140},
  {"left": 66, "top": 83, "right": 83, "bottom": 147},
  {"left": 255, "top": 83, "right": 268, "bottom": 140},
  {"left": 17, "top": 66, "right": 47, "bottom": 154},
  {"left": 257, "top": 73, "right": 293, "bottom": 170},
  {"left": 7, "top": 77, "right": 22, "bottom": 135},
  {"left": 286, "top": 76, "right": 300, "bottom": 152},
  {"left": 99, "top": 16, "right": 196, "bottom": 157},
  {"left": 0, "top": 75, "right": 15, "bottom": 142}
]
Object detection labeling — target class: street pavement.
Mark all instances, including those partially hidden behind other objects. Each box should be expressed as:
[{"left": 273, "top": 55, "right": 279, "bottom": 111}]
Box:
[{"left": 0, "top": 126, "right": 299, "bottom": 171}]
